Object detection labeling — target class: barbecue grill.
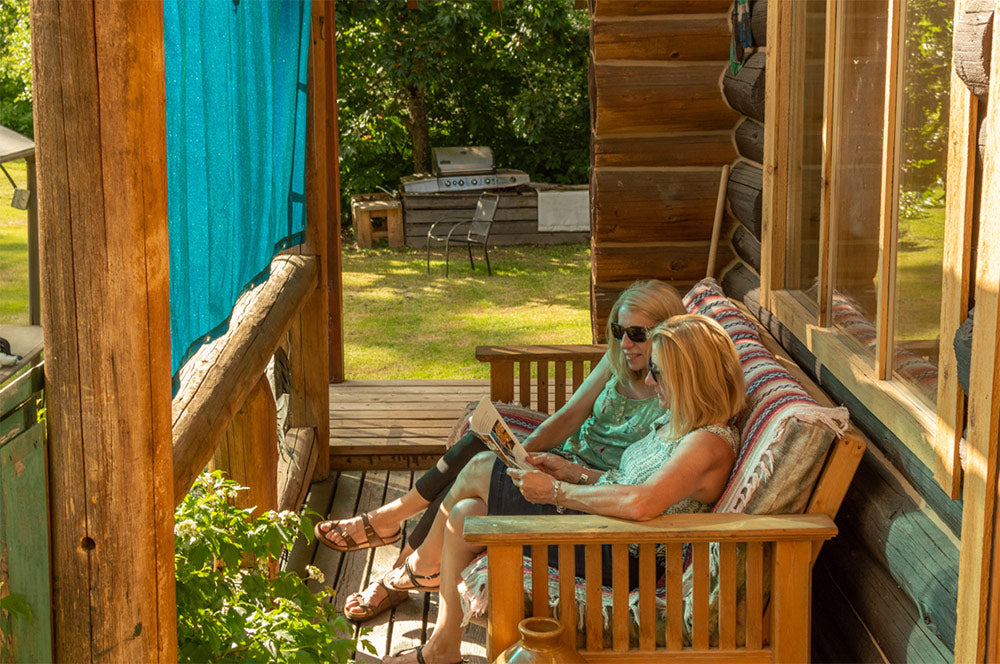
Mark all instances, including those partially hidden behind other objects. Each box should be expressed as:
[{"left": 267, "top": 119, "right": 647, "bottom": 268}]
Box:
[{"left": 400, "top": 146, "right": 530, "bottom": 193}]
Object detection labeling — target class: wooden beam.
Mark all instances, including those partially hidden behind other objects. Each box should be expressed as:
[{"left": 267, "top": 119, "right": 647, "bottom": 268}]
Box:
[
  {"left": 209, "top": 375, "right": 279, "bottom": 518},
  {"left": 31, "top": 0, "right": 176, "bottom": 660},
  {"left": 172, "top": 255, "right": 318, "bottom": 504},
  {"left": 289, "top": 0, "right": 332, "bottom": 482},
  {"left": 955, "top": 1, "right": 1000, "bottom": 659},
  {"left": 936, "top": 0, "right": 979, "bottom": 500},
  {"left": 760, "top": 0, "right": 792, "bottom": 309},
  {"left": 326, "top": 0, "right": 345, "bottom": 384}
]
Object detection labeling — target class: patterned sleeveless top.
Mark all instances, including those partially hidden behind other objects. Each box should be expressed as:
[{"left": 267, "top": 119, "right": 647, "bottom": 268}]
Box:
[
  {"left": 595, "top": 419, "right": 740, "bottom": 516},
  {"left": 557, "top": 375, "right": 664, "bottom": 472}
]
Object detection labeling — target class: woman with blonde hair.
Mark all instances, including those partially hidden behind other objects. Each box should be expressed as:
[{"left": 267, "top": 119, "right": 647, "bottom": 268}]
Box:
[
  {"left": 384, "top": 314, "right": 745, "bottom": 664},
  {"left": 315, "top": 280, "right": 686, "bottom": 620}
]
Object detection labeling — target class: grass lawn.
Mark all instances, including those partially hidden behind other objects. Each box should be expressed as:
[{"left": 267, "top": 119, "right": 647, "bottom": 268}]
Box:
[
  {"left": 341, "top": 243, "right": 593, "bottom": 379},
  {"left": 0, "top": 159, "right": 29, "bottom": 325}
]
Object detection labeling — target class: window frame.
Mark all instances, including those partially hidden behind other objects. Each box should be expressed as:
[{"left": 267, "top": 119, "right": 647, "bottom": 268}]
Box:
[{"left": 760, "top": 0, "right": 976, "bottom": 497}]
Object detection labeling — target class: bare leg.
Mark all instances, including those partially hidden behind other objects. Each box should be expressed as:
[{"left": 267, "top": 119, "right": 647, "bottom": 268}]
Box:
[
  {"left": 316, "top": 489, "right": 429, "bottom": 548},
  {"left": 383, "top": 497, "right": 487, "bottom": 664},
  {"left": 386, "top": 451, "right": 495, "bottom": 585}
]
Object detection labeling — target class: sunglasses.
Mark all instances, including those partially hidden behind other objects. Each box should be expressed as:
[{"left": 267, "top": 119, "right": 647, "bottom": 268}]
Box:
[
  {"left": 648, "top": 359, "right": 662, "bottom": 384},
  {"left": 610, "top": 322, "right": 649, "bottom": 343}
]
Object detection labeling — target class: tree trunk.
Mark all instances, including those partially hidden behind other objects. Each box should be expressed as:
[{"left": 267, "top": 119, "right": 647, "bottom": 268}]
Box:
[{"left": 405, "top": 84, "right": 431, "bottom": 174}]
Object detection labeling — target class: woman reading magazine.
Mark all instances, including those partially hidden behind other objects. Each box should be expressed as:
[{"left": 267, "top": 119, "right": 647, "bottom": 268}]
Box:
[
  {"left": 383, "top": 314, "right": 746, "bottom": 664},
  {"left": 314, "top": 280, "right": 685, "bottom": 620}
]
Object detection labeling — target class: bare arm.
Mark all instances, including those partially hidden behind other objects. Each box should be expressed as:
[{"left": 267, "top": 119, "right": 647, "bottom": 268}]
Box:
[
  {"left": 509, "top": 428, "right": 736, "bottom": 521},
  {"left": 520, "top": 353, "right": 614, "bottom": 453}
]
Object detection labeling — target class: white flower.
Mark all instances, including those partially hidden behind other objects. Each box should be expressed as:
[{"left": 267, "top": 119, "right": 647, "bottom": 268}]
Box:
[
  {"left": 306, "top": 565, "right": 325, "bottom": 584},
  {"left": 174, "top": 519, "right": 198, "bottom": 538}
]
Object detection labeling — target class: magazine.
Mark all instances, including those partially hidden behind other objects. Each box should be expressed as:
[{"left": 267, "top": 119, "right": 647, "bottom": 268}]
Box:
[{"left": 469, "top": 396, "right": 533, "bottom": 470}]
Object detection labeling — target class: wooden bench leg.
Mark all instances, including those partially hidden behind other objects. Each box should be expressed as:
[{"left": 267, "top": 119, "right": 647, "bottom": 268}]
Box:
[{"left": 771, "top": 540, "right": 813, "bottom": 663}]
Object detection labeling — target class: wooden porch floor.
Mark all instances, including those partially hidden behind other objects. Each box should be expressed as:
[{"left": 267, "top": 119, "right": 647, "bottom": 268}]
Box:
[{"left": 286, "top": 379, "right": 492, "bottom": 662}]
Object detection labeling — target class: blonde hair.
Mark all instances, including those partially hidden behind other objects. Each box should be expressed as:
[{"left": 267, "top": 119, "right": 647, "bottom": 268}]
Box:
[
  {"left": 606, "top": 280, "right": 686, "bottom": 382},
  {"left": 650, "top": 314, "right": 745, "bottom": 440}
]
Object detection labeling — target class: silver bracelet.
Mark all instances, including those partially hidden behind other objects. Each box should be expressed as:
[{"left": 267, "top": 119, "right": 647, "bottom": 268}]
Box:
[{"left": 553, "top": 480, "right": 565, "bottom": 514}]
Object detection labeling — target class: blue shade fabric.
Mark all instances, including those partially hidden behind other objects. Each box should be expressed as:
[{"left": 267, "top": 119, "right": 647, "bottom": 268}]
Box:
[{"left": 164, "top": 0, "right": 311, "bottom": 385}]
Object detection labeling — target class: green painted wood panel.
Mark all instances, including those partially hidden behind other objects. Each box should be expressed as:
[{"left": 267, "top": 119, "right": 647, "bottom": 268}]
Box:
[{"left": 0, "top": 422, "right": 51, "bottom": 664}]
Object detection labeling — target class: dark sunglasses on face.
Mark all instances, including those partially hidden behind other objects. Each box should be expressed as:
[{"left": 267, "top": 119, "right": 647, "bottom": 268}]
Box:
[
  {"left": 648, "top": 359, "right": 661, "bottom": 383},
  {"left": 610, "top": 322, "right": 649, "bottom": 343}
]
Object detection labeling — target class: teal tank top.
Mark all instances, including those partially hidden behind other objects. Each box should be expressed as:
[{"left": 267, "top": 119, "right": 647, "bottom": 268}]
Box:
[{"left": 557, "top": 375, "right": 665, "bottom": 471}]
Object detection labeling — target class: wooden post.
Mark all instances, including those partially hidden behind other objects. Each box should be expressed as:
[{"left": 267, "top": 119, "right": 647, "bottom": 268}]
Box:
[
  {"left": 26, "top": 155, "right": 40, "bottom": 326},
  {"left": 31, "top": 1, "right": 176, "bottom": 661},
  {"left": 209, "top": 376, "right": 279, "bottom": 518},
  {"left": 289, "top": 0, "right": 332, "bottom": 482},
  {"left": 957, "top": 2, "right": 1000, "bottom": 659},
  {"left": 326, "top": 0, "right": 345, "bottom": 384}
]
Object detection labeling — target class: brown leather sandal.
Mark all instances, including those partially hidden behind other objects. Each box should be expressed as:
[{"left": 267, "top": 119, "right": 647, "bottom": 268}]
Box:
[
  {"left": 383, "top": 557, "right": 440, "bottom": 593},
  {"left": 344, "top": 579, "right": 408, "bottom": 622},
  {"left": 314, "top": 511, "right": 402, "bottom": 552}
]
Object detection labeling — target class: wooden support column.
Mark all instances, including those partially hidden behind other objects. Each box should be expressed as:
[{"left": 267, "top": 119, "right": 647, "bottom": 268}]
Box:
[
  {"left": 209, "top": 376, "right": 279, "bottom": 518},
  {"left": 957, "top": 0, "right": 1000, "bottom": 659},
  {"left": 326, "top": 0, "right": 345, "bottom": 384},
  {"left": 289, "top": 0, "right": 332, "bottom": 481},
  {"left": 31, "top": 1, "right": 176, "bottom": 661}
]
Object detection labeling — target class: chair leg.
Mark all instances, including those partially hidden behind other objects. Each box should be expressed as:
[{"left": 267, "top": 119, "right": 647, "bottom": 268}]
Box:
[
  {"left": 484, "top": 244, "right": 492, "bottom": 276},
  {"left": 445, "top": 239, "right": 451, "bottom": 278},
  {"left": 468, "top": 244, "right": 475, "bottom": 271},
  {"left": 427, "top": 239, "right": 432, "bottom": 274}
]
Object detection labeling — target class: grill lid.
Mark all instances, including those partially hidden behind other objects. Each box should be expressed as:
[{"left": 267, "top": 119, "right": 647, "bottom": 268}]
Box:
[{"left": 432, "top": 146, "right": 494, "bottom": 176}]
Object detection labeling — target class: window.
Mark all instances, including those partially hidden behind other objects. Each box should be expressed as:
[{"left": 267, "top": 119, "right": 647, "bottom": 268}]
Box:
[{"left": 764, "top": 0, "right": 971, "bottom": 495}]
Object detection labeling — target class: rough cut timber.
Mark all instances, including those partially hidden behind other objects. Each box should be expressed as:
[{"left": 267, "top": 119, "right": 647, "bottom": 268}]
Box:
[
  {"left": 592, "top": 15, "right": 730, "bottom": 61},
  {"left": 735, "top": 118, "right": 765, "bottom": 164},
  {"left": 726, "top": 160, "right": 764, "bottom": 239},
  {"left": 954, "top": 0, "right": 993, "bottom": 99},
  {"left": 750, "top": 0, "right": 767, "bottom": 47},
  {"left": 723, "top": 51, "right": 767, "bottom": 122},
  {"left": 721, "top": 261, "right": 761, "bottom": 303},
  {"left": 731, "top": 223, "right": 762, "bottom": 273},
  {"left": 589, "top": 0, "right": 736, "bottom": 339}
]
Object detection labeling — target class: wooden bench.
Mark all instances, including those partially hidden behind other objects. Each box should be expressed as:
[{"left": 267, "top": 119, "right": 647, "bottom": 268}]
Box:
[{"left": 467, "top": 317, "right": 868, "bottom": 662}]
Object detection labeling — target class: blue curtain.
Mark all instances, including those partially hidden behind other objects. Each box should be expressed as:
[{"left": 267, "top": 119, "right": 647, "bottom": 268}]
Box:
[{"left": 163, "top": 0, "right": 311, "bottom": 386}]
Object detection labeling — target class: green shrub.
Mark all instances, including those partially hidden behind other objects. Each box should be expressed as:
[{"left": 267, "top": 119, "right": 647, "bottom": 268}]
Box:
[{"left": 175, "top": 472, "right": 362, "bottom": 662}]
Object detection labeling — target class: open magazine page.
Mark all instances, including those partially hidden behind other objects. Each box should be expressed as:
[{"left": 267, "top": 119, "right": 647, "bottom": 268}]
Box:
[{"left": 468, "top": 396, "right": 532, "bottom": 470}]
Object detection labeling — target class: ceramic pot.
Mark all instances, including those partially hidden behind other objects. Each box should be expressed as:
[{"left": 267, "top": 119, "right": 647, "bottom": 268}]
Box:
[{"left": 492, "top": 617, "right": 586, "bottom": 664}]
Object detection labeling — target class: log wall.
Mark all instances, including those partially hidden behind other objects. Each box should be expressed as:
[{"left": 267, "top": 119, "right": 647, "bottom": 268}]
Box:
[
  {"left": 588, "top": 0, "right": 738, "bottom": 338},
  {"left": 715, "top": 1, "right": 962, "bottom": 661}
]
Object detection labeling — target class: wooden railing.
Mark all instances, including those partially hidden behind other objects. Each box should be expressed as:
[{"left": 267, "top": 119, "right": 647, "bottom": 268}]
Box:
[{"left": 476, "top": 344, "right": 606, "bottom": 413}]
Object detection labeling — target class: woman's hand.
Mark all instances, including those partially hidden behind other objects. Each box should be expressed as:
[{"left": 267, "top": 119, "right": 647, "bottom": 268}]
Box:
[
  {"left": 507, "top": 468, "right": 557, "bottom": 505},
  {"left": 525, "top": 452, "right": 577, "bottom": 482}
]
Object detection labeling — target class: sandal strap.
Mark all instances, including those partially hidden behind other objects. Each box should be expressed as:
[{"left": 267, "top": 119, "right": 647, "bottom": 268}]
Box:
[{"left": 403, "top": 557, "right": 441, "bottom": 586}]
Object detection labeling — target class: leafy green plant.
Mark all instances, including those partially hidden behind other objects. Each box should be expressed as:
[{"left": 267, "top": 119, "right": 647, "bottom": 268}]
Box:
[{"left": 175, "top": 472, "right": 362, "bottom": 663}]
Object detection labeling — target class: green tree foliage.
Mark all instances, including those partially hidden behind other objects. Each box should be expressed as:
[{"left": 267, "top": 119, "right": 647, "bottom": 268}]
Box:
[
  {"left": 899, "top": 0, "right": 951, "bottom": 204},
  {"left": 0, "top": 0, "right": 32, "bottom": 137},
  {"left": 335, "top": 0, "right": 589, "bottom": 223}
]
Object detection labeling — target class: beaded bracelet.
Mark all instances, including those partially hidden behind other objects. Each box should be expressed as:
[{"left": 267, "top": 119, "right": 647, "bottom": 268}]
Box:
[{"left": 553, "top": 480, "right": 565, "bottom": 514}]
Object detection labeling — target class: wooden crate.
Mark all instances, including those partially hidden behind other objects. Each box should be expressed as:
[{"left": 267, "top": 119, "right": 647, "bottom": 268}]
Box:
[{"left": 351, "top": 194, "right": 404, "bottom": 248}]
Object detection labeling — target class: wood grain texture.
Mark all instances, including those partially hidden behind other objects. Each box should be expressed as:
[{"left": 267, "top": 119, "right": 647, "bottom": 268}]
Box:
[
  {"left": 956, "top": 3, "right": 1000, "bottom": 659},
  {"left": 291, "top": 0, "right": 332, "bottom": 482},
  {"left": 722, "top": 52, "right": 766, "bottom": 122},
  {"left": 592, "top": 168, "right": 738, "bottom": 243},
  {"left": 325, "top": 0, "right": 345, "bottom": 383},
  {"left": 209, "top": 376, "right": 279, "bottom": 518},
  {"left": 592, "top": 15, "right": 730, "bottom": 62},
  {"left": 592, "top": 0, "right": 732, "bottom": 17},
  {"left": 593, "top": 242, "right": 733, "bottom": 284},
  {"left": 277, "top": 427, "right": 318, "bottom": 513},
  {"left": 172, "top": 255, "right": 318, "bottom": 503},
  {"left": 953, "top": 0, "right": 993, "bottom": 99},
  {"left": 726, "top": 161, "right": 763, "bottom": 238},
  {"left": 594, "top": 62, "right": 738, "bottom": 134},
  {"left": 32, "top": 1, "right": 175, "bottom": 660},
  {"left": 734, "top": 118, "right": 765, "bottom": 165},
  {"left": 593, "top": 132, "right": 737, "bottom": 168}
]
